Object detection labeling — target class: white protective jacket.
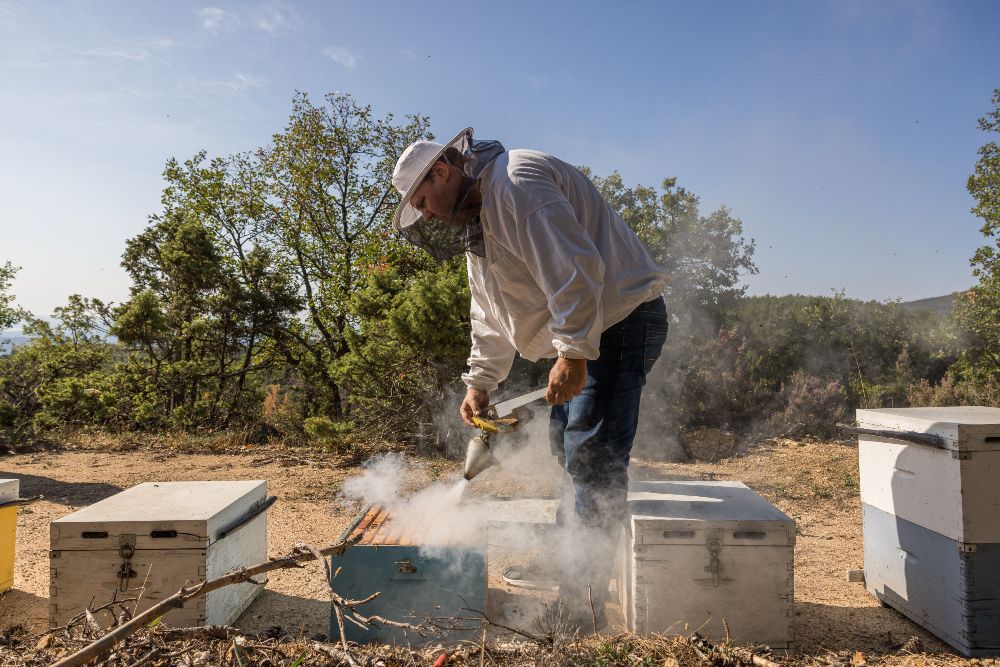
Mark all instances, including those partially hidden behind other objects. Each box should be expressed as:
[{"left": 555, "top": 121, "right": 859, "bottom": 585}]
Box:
[{"left": 462, "top": 149, "right": 669, "bottom": 392}]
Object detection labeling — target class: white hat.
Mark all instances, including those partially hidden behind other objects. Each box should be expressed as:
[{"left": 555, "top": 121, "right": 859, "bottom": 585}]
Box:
[{"left": 392, "top": 127, "right": 472, "bottom": 231}]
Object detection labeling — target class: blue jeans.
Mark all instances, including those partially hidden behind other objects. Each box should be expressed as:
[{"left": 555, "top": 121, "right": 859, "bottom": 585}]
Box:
[{"left": 549, "top": 296, "right": 668, "bottom": 606}]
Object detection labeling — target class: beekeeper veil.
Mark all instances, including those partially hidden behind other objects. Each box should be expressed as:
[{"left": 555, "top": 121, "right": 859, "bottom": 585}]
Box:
[{"left": 391, "top": 128, "right": 504, "bottom": 260}]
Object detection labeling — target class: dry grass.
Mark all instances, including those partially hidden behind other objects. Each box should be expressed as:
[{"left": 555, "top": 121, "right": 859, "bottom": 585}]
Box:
[
  {"left": 1, "top": 622, "right": 984, "bottom": 667},
  {"left": 0, "top": 622, "right": 782, "bottom": 667}
]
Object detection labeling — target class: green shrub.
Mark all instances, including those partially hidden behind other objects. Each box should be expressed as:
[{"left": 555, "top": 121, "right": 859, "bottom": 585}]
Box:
[
  {"left": 906, "top": 372, "right": 1000, "bottom": 407},
  {"left": 303, "top": 415, "right": 352, "bottom": 443}
]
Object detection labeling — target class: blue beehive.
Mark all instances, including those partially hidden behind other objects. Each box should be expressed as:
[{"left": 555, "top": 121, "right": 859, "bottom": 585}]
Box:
[
  {"left": 329, "top": 505, "right": 487, "bottom": 645},
  {"left": 856, "top": 407, "right": 1000, "bottom": 657}
]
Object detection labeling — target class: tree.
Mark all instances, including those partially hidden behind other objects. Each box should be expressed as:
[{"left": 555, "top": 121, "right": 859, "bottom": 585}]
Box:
[
  {"left": 584, "top": 171, "right": 758, "bottom": 334},
  {"left": 247, "top": 92, "right": 432, "bottom": 417},
  {"left": 957, "top": 88, "right": 1000, "bottom": 379},
  {"left": 333, "top": 258, "right": 471, "bottom": 438},
  {"left": 581, "top": 170, "right": 758, "bottom": 437},
  {"left": 112, "top": 155, "right": 301, "bottom": 429},
  {"left": 0, "top": 262, "right": 25, "bottom": 333}
]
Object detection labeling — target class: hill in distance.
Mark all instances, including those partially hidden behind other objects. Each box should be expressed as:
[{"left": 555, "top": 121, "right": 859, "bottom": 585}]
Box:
[{"left": 898, "top": 293, "right": 958, "bottom": 315}]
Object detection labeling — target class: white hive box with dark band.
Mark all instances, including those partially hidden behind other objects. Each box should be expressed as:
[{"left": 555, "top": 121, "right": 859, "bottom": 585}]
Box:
[
  {"left": 49, "top": 481, "right": 272, "bottom": 628},
  {"left": 856, "top": 407, "right": 1000, "bottom": 657},
  {"left": 619, "top": 480, "right": 795, "bottom": 648}
]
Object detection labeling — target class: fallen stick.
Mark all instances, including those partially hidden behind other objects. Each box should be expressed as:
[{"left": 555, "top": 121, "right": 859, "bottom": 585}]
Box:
[
  {"left": 52, "top": 538, "right": 359, "bottom": 667},
  {"left": 752, "top": 656, "right": 781, "bottom": 667}
]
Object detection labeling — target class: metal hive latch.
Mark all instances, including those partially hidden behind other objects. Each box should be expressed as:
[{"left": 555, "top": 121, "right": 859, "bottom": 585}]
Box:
[
  {"left": 705, "top": 539, "right": 722, "bottom": 587},
  {"left": 118, "top": 535, "right": 137, "bottom": 591}
]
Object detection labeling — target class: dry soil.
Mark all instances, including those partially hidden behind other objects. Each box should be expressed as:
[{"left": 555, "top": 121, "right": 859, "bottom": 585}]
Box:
[{"left": 0, "top": 437, "right": 977, "bottom": 664}]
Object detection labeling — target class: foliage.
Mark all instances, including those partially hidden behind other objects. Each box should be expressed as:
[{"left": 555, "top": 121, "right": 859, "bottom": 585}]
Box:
[
  {"left": 303, "top": 415, "right": 352, "bottom": 445},
  {"left": 584, "top": 171, "right": 757, "bottom": 335},
  {"left": 334, "top": 258, "right": 471, "bottom": 437},
  {"left": 0, "top": 299, "right": 116, "bottom": 440},
  {"left": 726, "top": 293, "right": 957, "bottom": 406},
  {"left": 906, "top": 371, "right": 1000, "bottom": 407},
  {"left": 112, "top": 183, "right": 298, "bottom": 429},
  {"left": 0, "top": 262, "right": 26, "bottom": 332},
  {"left": 678, "top": 328, "right": 771, "bottom": 431},
  {"left": 247, "top": 92, "right": 432, "bottom": 419},
  {"left": 956, "top": 88, "right": 1000, "bottom": 381},
  {"left": 765, "top": 370, "right": 846, "bottom": 439}
]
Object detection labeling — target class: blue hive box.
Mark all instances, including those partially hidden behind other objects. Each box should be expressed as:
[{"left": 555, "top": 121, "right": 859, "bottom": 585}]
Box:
[{"left": 329, "top": 505, "right": 487, "bottom": 645}]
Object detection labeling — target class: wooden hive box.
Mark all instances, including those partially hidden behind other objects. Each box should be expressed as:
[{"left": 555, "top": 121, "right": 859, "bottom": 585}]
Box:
[
  {"left": 619, "top": 480, "right": 795, "bottom": 648},
  {"left": 855, "top": 407, "right": 1000, "bottom": 656},
  {"left": 1, "top": 479, "right": 19, "bottom": 593},
  {"left": 330, "top": 505, "right": 487, "bottom": 645},
  {"left": 50, "top": 481, "right": 271, "bottom": 628}
]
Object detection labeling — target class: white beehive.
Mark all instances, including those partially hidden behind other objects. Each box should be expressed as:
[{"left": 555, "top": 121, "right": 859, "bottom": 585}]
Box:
[
  {"left": 855, "top": 407, "right": 1000, "bottom": 656},
  {"left": 619, "top": 480, "right": 794, "bottom": 648},
  {"left": 857, "top": 407, "right": 1000, "bottom": 543},
  {"left": 50, "top": 481, "right": 270, "bottom": 628}
]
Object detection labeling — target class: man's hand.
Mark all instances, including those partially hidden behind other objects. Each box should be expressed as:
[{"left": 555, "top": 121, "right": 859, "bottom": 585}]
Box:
[
  {"left": 460, "top": 387, "right": 490, "bottom": 426},
  {"left": 546, "top": 357, "right": 588, "bottom": 405}
]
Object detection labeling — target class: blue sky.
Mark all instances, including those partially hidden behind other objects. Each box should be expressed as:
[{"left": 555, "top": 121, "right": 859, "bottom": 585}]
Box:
[{"left": 1, "top": 0, "right": 998, "bottom": 318}]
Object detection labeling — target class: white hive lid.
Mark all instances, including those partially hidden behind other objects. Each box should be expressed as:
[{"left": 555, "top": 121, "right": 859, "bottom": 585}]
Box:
[
  {"left": 627, "top": 480, "right": 792, "bottom": 525},
  {"left": 856, "top": 407, "right": 1000, "bottom": 451},
  {"left": 53, "top": 480, "right": 266, "bottom": 538},
  {"left": 0, "top": 479, "right": 18, "bottom": 503}
]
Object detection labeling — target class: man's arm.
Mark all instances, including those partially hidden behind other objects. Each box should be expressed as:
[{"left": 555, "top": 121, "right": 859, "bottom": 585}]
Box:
[{"left": 460, "top": 263, "right": 517, "bottom": 424}]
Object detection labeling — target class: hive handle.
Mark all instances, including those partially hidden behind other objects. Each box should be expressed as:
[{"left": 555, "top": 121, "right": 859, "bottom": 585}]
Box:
[
  {"left": 216, "top": 495, "right": 278, "bottom": 541},
  {"left": 837, "top": 424, "right": 947, "bottom": 449}
]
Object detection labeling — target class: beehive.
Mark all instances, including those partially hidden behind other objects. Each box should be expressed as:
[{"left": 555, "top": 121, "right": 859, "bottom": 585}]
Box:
[
  {"left": 0, "top": 479, "right": 19, "bottom": 593},
  {"left": 619, "top": 480, "right": 795, "bottom": 647},
  {"left": 330, "top": 505, "right": 487, "bottom": 645},
  {"left": 50, "top": 481, "right": 270, "bottom": 627},
  {"left": 856, "top": 407, "right": 1000, "bottom": 656}
]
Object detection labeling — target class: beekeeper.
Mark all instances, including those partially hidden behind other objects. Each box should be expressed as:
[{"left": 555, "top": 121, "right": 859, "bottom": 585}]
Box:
[{"left": 392, "top": 128, "right": 669, "bottom": 628}]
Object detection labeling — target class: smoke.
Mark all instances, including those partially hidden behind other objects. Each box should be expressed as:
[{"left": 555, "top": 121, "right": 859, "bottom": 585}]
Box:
[
  {"left": 338, "top": 415, "right": 567, "bottom": 550},
  {"left": 339, "top": 452, "right": 409, "bottom": 508}
]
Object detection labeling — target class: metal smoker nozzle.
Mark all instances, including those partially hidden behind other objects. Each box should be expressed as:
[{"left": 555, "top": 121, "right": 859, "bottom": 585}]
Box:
[{"left": 463, "top": 433, "right": 495, "bottom": 481}]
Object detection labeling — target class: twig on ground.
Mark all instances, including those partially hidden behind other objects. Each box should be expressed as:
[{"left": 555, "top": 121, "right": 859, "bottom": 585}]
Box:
[{"left": 588, "top": 584, "right": 597, "bottom": 634}]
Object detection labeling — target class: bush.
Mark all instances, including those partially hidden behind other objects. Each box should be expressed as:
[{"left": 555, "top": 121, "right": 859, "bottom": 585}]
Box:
[
  {"left": 765, "top": 370, "right": 846, "bottom": 439},
  {"left": 303, "top": 416, "right": 353, "bottom": 450},
  {"left": 262, "top": 384, "right": 303, "bottom": 437},
  {"left": 679, "top": 329, "right": 771, "bottom": 431},
  {"left": 906, "top": 372, "right": 1000, "bottom": 407}
]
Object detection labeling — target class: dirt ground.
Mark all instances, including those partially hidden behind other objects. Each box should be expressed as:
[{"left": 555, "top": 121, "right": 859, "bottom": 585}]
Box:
[{"left": 0, "top": 437, "right": 981, "bottom": 664}]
